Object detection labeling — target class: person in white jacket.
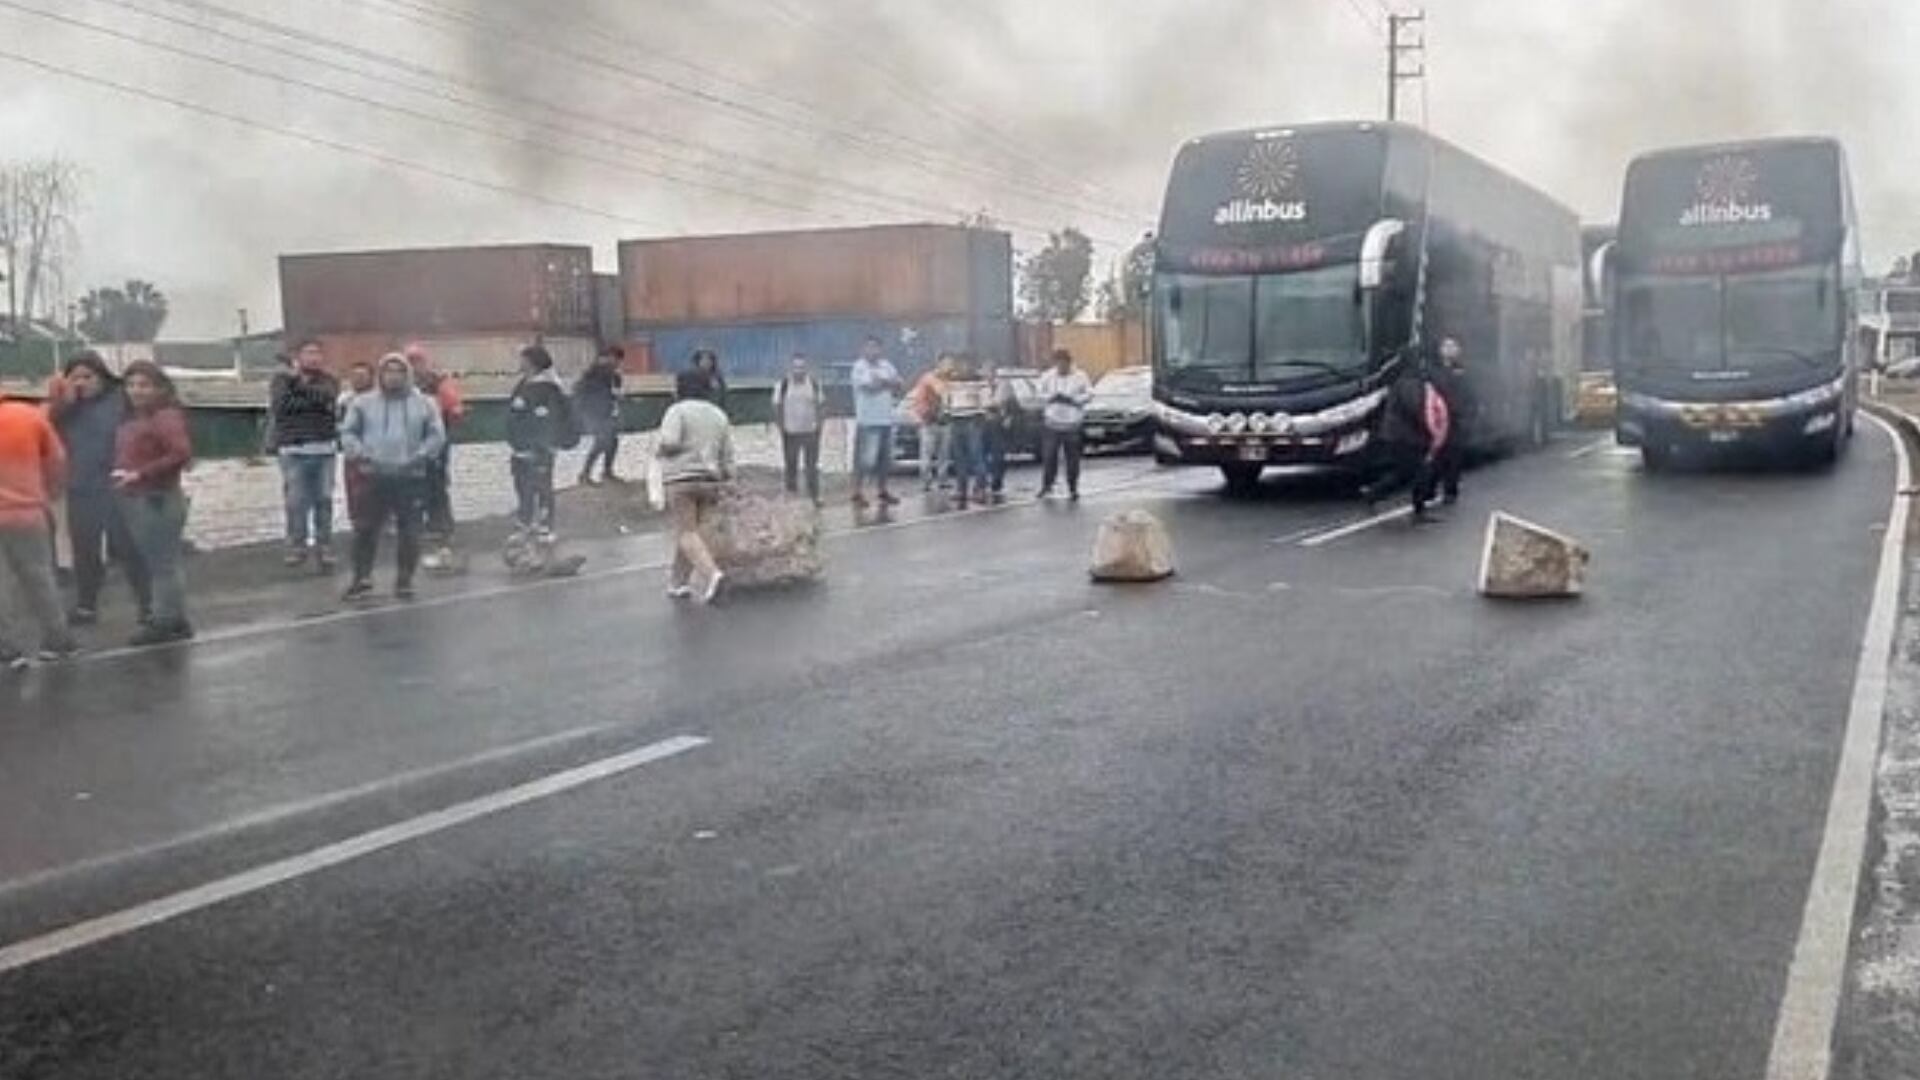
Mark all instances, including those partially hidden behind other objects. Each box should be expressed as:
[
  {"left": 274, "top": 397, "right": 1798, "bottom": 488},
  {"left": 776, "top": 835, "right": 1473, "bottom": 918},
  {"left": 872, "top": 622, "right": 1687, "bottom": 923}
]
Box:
[
  {"left": 657, "top": 370, "right": 735, "bottom": 603},
  {"left": 1034, "top": 348, "right": 1093, "bottom": 500}
]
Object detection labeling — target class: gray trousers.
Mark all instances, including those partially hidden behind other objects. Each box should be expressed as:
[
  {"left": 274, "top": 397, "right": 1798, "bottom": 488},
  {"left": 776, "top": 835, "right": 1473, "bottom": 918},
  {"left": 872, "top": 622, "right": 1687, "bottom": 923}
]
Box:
[{"left": 0, "top": 523, "right": 72, "bottom": 653}]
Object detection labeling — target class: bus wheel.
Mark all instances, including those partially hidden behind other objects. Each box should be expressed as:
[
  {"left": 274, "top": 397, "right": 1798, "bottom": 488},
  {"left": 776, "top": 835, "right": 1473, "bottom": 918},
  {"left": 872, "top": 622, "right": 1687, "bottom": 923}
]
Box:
[
  {"left": 1642, "top": 444, "right": 1672, "bottom": 472},
  {"left": 1220, "top": 464, "right": 1263, "bottom": 496}
]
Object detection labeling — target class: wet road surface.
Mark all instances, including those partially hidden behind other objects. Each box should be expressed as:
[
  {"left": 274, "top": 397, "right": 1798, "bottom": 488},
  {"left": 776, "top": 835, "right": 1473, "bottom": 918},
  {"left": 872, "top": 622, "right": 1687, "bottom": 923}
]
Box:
[{"left": 0, "top": 430, "right": 1900, "bottom": 1079}]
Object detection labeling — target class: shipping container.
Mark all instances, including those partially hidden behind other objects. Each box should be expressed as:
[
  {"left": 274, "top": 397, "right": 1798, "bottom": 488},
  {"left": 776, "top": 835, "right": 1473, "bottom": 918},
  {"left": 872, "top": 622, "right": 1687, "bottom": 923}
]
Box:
[
  {"left": 636, "top": 315, "right": 1017, "bottom": 384},
  {"left": 281, "top": 244, "right": 596, "bottom": 340},
  {"left": 620, "top": 224, "right": 1012, "bottom": 328},
  {"left": 312, "top": 333, "right": 597, "bottom": 379},
  {"left": 1019, "top": 319, "right": 1149, "bottom": 379},
  {"left": 593, "top": 272, "right": 624, "bottom": 348}
]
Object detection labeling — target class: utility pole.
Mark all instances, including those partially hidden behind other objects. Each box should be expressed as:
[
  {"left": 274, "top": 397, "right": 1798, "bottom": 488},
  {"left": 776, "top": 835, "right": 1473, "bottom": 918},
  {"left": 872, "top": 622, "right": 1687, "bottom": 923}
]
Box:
[{"left": 1387, "top": 10, "right": 1427, "bottom": 123}]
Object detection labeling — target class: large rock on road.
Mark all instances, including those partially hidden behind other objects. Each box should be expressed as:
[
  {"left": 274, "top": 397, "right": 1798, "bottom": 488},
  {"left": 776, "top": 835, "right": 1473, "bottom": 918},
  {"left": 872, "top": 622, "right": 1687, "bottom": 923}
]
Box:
[
  {"left": 1477, "top": 511, "right": 1590, "bottom": 599},
  {"left": 1089, "top": 510, "right": 1176, "bottom": 583},
  {"left": 705, "top": 487, "right": 825, "bottom": 588}
]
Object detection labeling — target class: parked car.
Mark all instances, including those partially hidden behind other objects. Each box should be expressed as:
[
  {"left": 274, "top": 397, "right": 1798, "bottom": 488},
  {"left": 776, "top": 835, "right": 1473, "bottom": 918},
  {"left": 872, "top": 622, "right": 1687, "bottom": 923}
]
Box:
[
  {"left": 1082, "top": 366, "right": 1154, "bottom": 452},
  {"left": 891, "top": 368, "right": 1045, "bottom": 469}
]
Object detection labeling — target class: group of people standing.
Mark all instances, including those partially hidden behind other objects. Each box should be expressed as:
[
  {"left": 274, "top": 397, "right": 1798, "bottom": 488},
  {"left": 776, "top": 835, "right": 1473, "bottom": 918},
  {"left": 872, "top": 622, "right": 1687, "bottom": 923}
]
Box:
[{"left": 0, "top": 353, "right": 195, "bottom": 664}]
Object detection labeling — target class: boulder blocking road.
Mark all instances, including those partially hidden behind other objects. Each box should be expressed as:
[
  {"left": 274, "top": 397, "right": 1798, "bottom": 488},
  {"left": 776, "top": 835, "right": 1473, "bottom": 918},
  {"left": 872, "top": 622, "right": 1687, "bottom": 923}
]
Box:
[{"left": 0, "top": 429, "right": 1903, "bottom": 1080}]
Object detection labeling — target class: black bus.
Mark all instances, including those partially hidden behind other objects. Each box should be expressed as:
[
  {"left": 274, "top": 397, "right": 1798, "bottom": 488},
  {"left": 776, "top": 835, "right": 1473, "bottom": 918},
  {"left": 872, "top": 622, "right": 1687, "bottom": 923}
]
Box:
[
  {"left": 1148, "top": 121, "right": 1583, "bottom": 493},
  {"left": 1608, "top": 137, "right": 1861, "bottom": 468}
]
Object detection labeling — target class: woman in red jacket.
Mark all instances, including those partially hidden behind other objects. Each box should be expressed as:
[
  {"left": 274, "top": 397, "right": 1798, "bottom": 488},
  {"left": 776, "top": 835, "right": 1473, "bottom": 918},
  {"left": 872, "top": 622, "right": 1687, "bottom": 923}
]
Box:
[{"left": 113, "top": 361, "right": 194, "bottom": 645}]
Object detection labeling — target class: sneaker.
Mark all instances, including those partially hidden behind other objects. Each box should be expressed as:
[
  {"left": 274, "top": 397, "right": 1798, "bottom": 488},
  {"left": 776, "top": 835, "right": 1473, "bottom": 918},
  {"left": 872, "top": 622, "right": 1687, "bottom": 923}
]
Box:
[
  {"left": 2, "top": 650, "right": 28, "bottom": 673},
  {"left": 394, "top": 582, "right": 416, "bottom": 601},
  {"left": 1037, "top": 487, "right": 1054, "bottom": 500},
  {"left": 284, "top": 549, "right": 308, "bottom": 568},
  {"left": 342, "top": 579, "right": 374, "bottom": 602},
  {"left": 604, "top": 472, "right": 623, "bottom": 484},
  {"left": 702, "top": 571, "right": 727, "bottom": 604},
  {"left": 67, "top": 607, "right": 98, "bottom": 627},
  {"left": 878, "top": 491, "right": 901, "bottom": 506},
  {"left": 851, "top": 493, "right": 869, "bottom": 508},
  {"left": 667, "top": 584, "right": 694, "bottom": 600},
  {"left": 315, "top": 551, "right": 337, "bottom": 574},
  {"left": 1069, "top": 490, "right": 1081, "bottom": 503},
  {"left": 128, "top": 622, "right": 191, "bottom": 648}
]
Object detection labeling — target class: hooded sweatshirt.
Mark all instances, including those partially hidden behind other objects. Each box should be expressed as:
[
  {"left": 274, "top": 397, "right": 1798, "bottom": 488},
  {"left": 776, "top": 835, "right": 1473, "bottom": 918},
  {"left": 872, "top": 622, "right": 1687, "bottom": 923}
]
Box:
[
  {"left": 340, "top": 361, "right": 447, "bottom": 477},
  {"left": 506, "top": 368, "right": 574, "bottom": 460}
]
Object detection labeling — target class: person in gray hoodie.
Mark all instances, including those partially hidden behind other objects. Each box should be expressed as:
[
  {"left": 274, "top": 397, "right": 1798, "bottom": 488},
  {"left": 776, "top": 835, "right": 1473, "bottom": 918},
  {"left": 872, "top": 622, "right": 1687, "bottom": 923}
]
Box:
[{"left": 338, "top": 354, "right": 446, "bottom": 601}]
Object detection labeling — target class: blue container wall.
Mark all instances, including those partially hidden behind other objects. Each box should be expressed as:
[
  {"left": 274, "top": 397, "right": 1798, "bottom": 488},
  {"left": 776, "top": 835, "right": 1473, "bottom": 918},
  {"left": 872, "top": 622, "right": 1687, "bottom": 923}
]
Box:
[{"left": 639, "top": 316, "right": 1015, "bottom": 383}]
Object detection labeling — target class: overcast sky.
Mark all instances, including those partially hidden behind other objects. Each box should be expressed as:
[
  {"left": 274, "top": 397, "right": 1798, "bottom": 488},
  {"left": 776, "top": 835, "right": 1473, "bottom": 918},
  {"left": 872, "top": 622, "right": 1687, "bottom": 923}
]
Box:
[{"left": 1, "top": 0, "right": 1914, "bottom": 337}]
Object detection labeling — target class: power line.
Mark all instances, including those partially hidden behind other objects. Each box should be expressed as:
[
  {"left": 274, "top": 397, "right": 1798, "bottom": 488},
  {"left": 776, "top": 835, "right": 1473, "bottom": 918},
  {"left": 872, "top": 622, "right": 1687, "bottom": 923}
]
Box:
[
  {"left": 342, "top": 0, "right": 1151, "bottom": 229},
  {"left": 744, "top": 0, "right": 1136, "bottom": 209},
  {"left": 100, "top": 0, "right": 1063, "bottom": 231},
  {"left": 0, "top": 0, "right": 912, "bottom": 226},
  {"left": 0, "top": 43, "right": 674, "bottom": 232}
]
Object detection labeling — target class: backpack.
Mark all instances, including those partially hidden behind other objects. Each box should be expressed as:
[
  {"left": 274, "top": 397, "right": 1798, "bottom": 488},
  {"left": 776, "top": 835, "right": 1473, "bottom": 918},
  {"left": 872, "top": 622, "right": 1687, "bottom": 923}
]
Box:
[{"left": 1422, "top": 382, "right": 1451, "bottom": 455}]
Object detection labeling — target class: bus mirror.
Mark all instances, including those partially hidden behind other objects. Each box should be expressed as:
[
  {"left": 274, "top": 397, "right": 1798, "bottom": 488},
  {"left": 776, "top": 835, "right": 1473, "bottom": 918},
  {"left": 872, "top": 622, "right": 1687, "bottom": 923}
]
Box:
[
  {"left": 1359, "top": 219, "right": 1406, "bottom": 290},
  {"left": 1587, "top": 241, "right": 1615, "bottom": 301}
]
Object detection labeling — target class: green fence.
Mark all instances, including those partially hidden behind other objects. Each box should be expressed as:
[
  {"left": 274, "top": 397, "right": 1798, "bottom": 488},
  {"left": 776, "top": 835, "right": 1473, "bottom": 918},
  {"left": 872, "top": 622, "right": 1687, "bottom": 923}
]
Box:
[{"left": 0, "top": 339, "right": 61, "bottom": 382}]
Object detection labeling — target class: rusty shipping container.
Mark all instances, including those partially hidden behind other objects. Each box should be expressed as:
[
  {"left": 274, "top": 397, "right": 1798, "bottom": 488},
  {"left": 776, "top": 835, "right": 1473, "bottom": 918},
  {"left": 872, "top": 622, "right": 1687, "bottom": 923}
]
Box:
[
  {"left": 620, "top": 224, "right": 1012, "bottom": 328},
  {"left": 280, "top": 244, "right": 596, "bottom": 341}
]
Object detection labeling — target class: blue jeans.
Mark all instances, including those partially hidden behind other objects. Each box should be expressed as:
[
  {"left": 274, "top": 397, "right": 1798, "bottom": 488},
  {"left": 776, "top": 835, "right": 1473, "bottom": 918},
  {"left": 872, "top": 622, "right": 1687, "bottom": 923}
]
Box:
[
  {"left": 855, "top": 425, "right": 894, "bottom": 485},
  {"left": 949, "top": 419, "right": 986, "bottom": 490},
  {"left": 280, "top": 451, "right": 336, "bottom": 549},
  {"left": 118, "top": 489, "right": 189, "bottom": 628}
]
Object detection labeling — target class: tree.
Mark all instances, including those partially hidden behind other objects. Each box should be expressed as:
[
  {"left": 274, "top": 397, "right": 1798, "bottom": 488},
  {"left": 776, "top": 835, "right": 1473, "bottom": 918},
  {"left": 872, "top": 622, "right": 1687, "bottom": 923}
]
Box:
[
  {"left": 1096, "top": 232, "right": 1157, "bottom": 321},
  {"left": 0, "top": 159, "right": 82, "bottom": 327},
  {"left": 1018, "top": 227, "right": 1095, "bottom": 323},
  {"left": 78, "top": 280, "right": 169, "bottom": 343},
  {"left": 958, "top": 209, "right": 1000, "bottom": 231}
]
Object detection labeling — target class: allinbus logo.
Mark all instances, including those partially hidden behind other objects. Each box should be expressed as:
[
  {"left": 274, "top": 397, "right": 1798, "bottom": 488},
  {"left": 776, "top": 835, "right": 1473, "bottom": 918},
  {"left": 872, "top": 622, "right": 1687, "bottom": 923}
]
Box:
[
  {"left": 1216, "top": 138, "right": 1308, "bottom": 226},
  {"left": 1679, "top": 155, "right": 1772, "bottom": 227}
]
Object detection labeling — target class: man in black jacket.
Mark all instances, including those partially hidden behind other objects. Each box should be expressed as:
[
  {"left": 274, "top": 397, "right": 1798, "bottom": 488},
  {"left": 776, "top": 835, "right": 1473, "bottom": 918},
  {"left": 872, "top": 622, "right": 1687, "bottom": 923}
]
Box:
[
  {"left": 506, "top": 344, "right": 576, "bottom": 535},
  {"left": 1429, "top": 337, "right": 1473, "bottom": 505},
  {"left": 1359, "top": 354, "right": 1439, "bottom": 521},
  {"left": 270, "top": 339, "right": 342, "bottom": 570}
]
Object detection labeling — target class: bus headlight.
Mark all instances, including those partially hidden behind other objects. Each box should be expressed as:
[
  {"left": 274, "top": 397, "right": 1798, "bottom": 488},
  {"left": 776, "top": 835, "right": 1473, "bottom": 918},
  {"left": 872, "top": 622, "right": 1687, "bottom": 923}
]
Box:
[
  {"left": 1782, "top": 377, "right": 1845, "bottom": 412},
  {"left": 1205, "top": 413, "right": 1228, "bottom": 434},
  {"left": 1334, "top": 429, "right": 1372, "bottom": 456},
  {"left": 1803, "top": 412, "right": 1838, "bottom": 435},
  {"left": 1225, "top": 413, "right": 1249, "bottom": 434},
  {"left": 1248, "top": 413, "right": 1272, "bottom": 434}
]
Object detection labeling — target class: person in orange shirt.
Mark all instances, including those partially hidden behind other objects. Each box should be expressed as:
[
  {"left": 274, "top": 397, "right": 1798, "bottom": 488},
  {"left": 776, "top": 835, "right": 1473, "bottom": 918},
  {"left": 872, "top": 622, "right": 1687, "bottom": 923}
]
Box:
[{"left": 0, "top": 385, "right": 77, "bottom": 668}]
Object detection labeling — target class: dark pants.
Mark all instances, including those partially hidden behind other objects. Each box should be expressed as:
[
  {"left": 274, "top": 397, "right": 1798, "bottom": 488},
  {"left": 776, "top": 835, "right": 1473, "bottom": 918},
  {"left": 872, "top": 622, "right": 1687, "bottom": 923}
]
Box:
[
  {"left": 950, "top": 419, "right": 986, "bottom": 493},
  {"left": 1433, "top": 441, "right": 1464, "bottom": 501},
  {"left": 986, "top": 424, "right": 1012, "bottom": 494},
  {"left": 117, "top": 489, "right": 189, "bottom": 629},
  {"left": 352, "top": 474, "right": 423, "bottom": 585},
  {"left": 581, "top": 428, "right": 621, "bottom": 480},
  {"left": 1041, "top": 428, "right": 1084, "bottom": 494},
  {"left": 1362, "top": 443, "right": 1434, "bottom": 512},
  {"left": 423, "top": 445, "right": 455, "bottom": 541},
  {"left": 68, "top": 490, "right": 150, "bottom": 616},
  {"left": 782, "top": 430, "right": 821, "bottom": 499},
  {"left": 511, "top": 455, "right": 556, "bottom": 530}
]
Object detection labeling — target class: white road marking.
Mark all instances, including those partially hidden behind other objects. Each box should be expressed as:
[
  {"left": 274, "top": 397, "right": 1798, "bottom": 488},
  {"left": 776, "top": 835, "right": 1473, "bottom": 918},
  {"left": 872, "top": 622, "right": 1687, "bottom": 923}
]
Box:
[
  {"left": 1566, "top": 436, "right": 1613, "bottom": 460},
  {"left": 70, "top": 469, "right": 1189, "bottom": 666},
  {"left": 1296, "top": 506, "right": 1414, "bottom": 547},
  {"left": 0, "top": 720, "right": 626, "bottom": 900},
  {"left": 1765, "top": 411, "right": 1910, "bottom": 1080},
  {"left": 0, "top": 734, "right": 708, "bottom": 975}
]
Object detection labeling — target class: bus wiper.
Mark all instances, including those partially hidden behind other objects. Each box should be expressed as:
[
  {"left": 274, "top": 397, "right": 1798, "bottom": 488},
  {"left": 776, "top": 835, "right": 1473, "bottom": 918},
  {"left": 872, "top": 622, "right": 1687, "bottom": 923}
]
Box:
[
  {"left": 1731, "top": 345, "right": 1825, "bottom": 369},
  {"left": 1261, "top": 359, "right": 1351, "bottom": 380}
]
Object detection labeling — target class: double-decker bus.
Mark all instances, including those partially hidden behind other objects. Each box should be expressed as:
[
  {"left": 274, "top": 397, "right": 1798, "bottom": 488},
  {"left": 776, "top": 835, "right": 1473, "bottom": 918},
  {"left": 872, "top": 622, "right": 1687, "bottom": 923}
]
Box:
[
  {"left": 1608, "top": 137, "right": 1861, "bottom": 468},
  {"left": 1147, "top": 121, "right": 1582, "bottom": 493}
]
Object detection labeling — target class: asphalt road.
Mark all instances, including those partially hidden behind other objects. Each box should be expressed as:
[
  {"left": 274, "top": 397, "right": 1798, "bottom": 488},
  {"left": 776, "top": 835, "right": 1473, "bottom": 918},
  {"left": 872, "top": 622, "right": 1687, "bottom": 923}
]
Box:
[{"left": 0, "top": 429, "right": 1900, "bottom": 1080}]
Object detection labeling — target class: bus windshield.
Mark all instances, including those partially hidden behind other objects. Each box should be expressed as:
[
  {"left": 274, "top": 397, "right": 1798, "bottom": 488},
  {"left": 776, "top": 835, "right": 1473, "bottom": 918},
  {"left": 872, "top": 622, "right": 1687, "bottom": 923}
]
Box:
[
  {"left": 1620, "top": 264, "right": 1839, "bottom": 375},
  {"left": 1158, "top": 265, "right": 1364, "bottom": 385}
]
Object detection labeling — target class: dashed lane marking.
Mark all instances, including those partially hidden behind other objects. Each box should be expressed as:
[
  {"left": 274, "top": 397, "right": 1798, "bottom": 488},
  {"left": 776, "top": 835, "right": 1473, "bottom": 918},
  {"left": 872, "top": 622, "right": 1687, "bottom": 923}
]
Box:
[{"left": 0, "top": 735, "right": 708, "bottom": 975}]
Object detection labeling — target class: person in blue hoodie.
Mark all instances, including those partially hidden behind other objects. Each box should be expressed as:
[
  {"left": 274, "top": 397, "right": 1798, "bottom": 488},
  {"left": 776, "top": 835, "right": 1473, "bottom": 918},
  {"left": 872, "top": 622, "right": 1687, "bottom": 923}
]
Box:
[
  {"left": 505, "top": 344, "right": 577, "bottom": 536},
  {"left": 48, "top": 350, "right": 150, "bottom": 626},
  {"left": 338, "top": 354, "right": 445, "bottom": 601}
]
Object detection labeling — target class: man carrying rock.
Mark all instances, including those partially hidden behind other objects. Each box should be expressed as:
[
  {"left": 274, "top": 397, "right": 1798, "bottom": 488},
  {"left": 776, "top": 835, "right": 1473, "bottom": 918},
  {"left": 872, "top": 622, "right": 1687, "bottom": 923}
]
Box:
[{"left": 658, "top": 370, "right": 735, "bottom": 604}]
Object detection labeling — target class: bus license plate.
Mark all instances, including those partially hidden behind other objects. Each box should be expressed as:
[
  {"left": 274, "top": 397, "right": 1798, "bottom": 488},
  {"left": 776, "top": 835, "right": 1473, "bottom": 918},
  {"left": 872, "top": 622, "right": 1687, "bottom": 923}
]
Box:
[
  {"left": 1238, "top": 443, "right": 1267, "bottom": 462},
  {"left": 1708, "top": 430, "right": 1740, "bottom": 444}
]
